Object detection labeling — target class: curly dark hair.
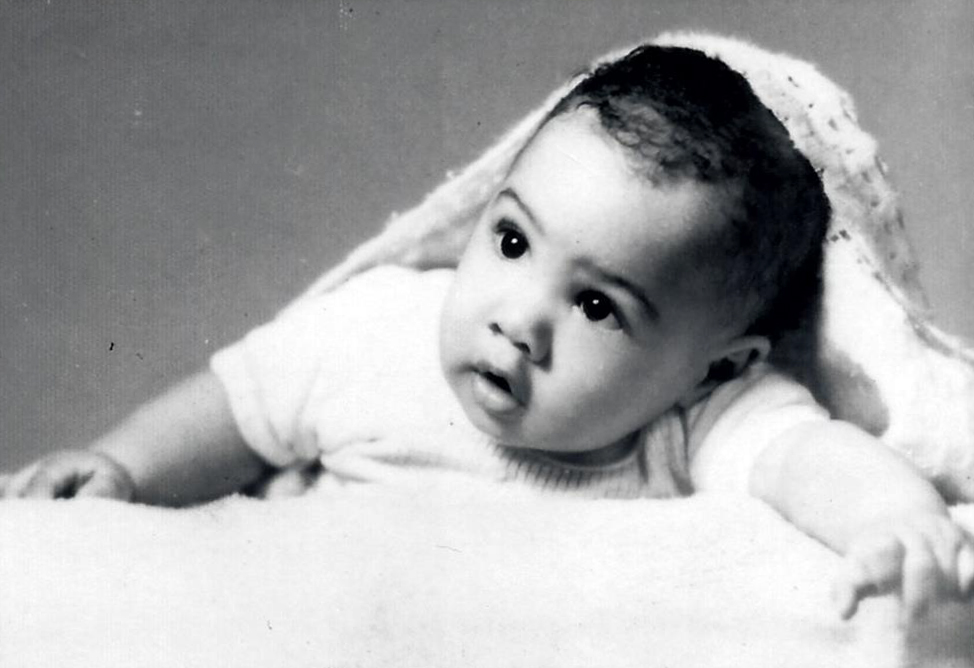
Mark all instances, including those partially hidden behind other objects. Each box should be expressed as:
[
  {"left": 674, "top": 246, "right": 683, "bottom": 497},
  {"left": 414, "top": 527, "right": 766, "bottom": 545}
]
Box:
[{"left": 544, "top": 44, "right": 830, "bottom": 340}]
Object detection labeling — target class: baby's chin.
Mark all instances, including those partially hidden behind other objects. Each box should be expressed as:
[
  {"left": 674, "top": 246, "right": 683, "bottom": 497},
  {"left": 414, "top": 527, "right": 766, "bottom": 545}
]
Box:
[
  {"left": 444, "top": 368, "right": 618, "bottom": 452},
  {"left": 459, "top": 401, "right": 603, "bottom": 453},
  {"left": 464, "top": 407, "right": 642, "bottom": 464}
]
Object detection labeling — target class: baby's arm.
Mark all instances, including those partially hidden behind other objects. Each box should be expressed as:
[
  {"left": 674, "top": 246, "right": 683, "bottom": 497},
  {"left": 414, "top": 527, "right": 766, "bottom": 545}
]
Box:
[
  {"left": 2, "top": 370, "right": 269, "bottom": 506},
  {"left": 750, "top": 420, "right": 974, "bottom": 621}
]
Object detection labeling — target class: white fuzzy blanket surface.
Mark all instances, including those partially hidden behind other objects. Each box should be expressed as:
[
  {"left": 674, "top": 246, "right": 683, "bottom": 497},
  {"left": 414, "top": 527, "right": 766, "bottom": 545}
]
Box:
[{"left": 1, "top": 486, "right": 972, "bottom": 668}]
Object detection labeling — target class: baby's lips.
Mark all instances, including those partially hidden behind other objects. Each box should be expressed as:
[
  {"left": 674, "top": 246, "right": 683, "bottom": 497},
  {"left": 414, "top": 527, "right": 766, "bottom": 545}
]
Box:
[{"left": 476, "top": 356, "right": 527, "bottom": 405}]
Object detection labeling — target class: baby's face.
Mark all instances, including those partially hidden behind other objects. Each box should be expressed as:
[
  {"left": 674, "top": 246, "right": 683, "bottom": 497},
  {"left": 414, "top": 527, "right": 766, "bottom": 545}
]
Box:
[{"left": 439, "top": 110, "right": 737, "bottom": 453}]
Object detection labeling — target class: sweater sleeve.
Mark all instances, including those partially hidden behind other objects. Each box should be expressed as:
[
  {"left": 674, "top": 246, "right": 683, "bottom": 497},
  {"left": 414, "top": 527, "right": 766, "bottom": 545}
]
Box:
[
  {"left": 687, "top": 364, "right": 830, "bottom": 493},
  {"left": 210, "top": 289, "right": 345, "bottom": 468},
  {"left": 210, "top": 266, "right": 440, "bottom": 468}
]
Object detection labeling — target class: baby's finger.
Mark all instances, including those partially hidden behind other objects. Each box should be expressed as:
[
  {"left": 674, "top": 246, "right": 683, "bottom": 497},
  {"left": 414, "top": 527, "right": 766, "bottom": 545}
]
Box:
[
  {"left": 2, "top": 463, "right": 41, "bottom": 498},
  {"left": 926, "top": 522, "right": 960, "bottom": 577},
  {"left": 958, "top": 542, "right": 974, "bottom": 596},
  {"left": 20, "top": 454, "right": 87, "bottom": 498},
  {"left": 900, "top": 533, "right": 940, "bottom": 625},
  {"left": 833, "top": 536, "right": 904, "bottom": 620},
  {"left": 933, "top": 523, "right": 974, "bottom": 599},
  {"left": 21, "top": 467, "right": 73, "bottom": 498},
  {"left": 76, "top": 467, "right": 135, "bottom": 501},
  {"left": 832, "top": 561, "right": 878, "bottom": 620}
]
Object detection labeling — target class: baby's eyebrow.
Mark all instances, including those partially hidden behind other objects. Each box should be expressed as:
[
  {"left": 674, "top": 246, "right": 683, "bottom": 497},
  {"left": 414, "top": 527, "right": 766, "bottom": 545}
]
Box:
[
  {"left": 497, "top": 188, "right": 545, "bottom": 234},
  {"left": 583, "top": 261, "right": 661, "bottom": 323}
]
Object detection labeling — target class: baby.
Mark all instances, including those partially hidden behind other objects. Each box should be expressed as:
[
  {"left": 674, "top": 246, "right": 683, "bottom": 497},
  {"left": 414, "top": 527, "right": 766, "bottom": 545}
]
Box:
[{"left": 4, "top": 44, "right": 972, "bottom": 623}]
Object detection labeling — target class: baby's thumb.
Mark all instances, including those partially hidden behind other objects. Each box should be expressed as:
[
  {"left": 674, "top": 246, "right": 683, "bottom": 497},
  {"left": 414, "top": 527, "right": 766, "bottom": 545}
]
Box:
[
  {"left": 76, "top": 474, "right": 134, "bottom": 500},
  {"left": 1, "top": 463, "right": 41, "bottom": 498},
  {"left": 831, "top": 564, "right": 878, "bottom": 620},
  {"left": 957, "top": 543, "right": 974, "bottom": 596},
  {"left": 21, "top": 467, "right": 68, "bottom": 498},
  {"left": 832, "top": 540, "right": 904, "bottom": 620},
  {"left": 75, "top": 459, "right": 136, "bottom": 501}
]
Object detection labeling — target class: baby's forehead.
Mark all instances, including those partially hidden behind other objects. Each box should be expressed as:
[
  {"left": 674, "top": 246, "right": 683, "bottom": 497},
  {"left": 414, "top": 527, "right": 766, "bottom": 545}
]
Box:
[
  {"left": 532, "top": 111, "right": 739, "bottom": 214},
  {"left": 602, "top": 177, "right": 740, "bottom": 276},
  {"left": 505, "top": 109, "right": 742, "bottom": 283},
  {"left": 624, "top": 197, "right": 744, "bottom": 303}
]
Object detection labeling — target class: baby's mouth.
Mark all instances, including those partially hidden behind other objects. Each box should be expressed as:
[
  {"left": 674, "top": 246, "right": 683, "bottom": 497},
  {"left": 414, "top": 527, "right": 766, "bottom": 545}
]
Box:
[
  {"left": 471, "top": 365, "right": 525, "bottom": 415},
  {"left": 482, "top": 371, "right": 512, "bottom": 395}
]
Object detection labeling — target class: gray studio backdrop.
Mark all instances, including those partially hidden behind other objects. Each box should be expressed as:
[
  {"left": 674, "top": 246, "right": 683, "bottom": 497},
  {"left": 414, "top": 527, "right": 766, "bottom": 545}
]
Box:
[{"left": 2, "top": 0, "right": 972, "bottom": 470}]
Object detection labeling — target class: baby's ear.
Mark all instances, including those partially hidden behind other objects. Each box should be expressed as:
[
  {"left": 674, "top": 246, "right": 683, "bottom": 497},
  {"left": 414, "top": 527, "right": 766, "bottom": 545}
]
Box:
[
  {"left": 681, "top": 336, "right": 770, "bottom": 406},
  {"left": 707, "top": 336, "right": 771, "bottom": 383}
]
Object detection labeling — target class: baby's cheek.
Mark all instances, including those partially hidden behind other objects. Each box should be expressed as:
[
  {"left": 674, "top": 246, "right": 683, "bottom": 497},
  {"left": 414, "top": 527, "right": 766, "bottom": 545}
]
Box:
[
  {"left": 605, "top": 357, "right": 680, "bottom": 413},
  {"left": 548, "top": 369, "right": 621, "bottom": 424},
  {"left": 437, "top": 304, "right": 467, "bottom": 374}
]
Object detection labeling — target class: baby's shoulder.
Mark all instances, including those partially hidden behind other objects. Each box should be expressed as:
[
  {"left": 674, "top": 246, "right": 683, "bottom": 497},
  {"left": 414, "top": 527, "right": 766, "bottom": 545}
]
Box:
[
  {"left": 313, "top": 265, "right": 454, "bottom": 341},
  {"left": 718, "top": 362, "right": 817, "bottom": 404},
  {"left": 697, "top": 362, "right": 826, "bottom": 428}
]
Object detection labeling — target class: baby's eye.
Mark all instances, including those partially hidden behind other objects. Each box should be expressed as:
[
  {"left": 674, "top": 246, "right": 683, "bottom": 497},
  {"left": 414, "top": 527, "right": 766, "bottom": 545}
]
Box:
[
  {"left": 576, "top": 290, "right": 622, "bottom": 330},
  {"left": 494, "top": 219, "right": 529, "bottom": 260}
]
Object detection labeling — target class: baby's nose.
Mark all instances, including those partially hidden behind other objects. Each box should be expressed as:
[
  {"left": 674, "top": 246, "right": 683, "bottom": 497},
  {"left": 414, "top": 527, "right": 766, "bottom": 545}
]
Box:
[{"left": 490, "top": 298, "right": 552, "bottom": 363}]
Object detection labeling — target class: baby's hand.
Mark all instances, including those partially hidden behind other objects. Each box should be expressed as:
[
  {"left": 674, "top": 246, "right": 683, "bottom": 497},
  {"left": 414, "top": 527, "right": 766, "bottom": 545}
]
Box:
[
  {"left": 1, "top": 450, "right": 135, "bottom": 501},
  {"left": 832, "top": 513, "right": 974, "bottom": 623}
]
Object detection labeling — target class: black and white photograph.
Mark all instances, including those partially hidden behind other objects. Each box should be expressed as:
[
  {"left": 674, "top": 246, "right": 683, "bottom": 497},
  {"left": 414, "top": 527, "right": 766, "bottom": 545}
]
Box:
[{"left": 1, "top": 1, "right": 973, "bottom": 665}]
